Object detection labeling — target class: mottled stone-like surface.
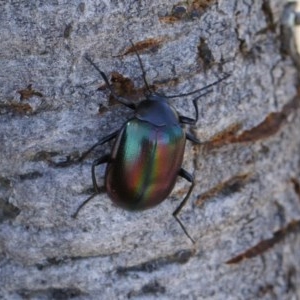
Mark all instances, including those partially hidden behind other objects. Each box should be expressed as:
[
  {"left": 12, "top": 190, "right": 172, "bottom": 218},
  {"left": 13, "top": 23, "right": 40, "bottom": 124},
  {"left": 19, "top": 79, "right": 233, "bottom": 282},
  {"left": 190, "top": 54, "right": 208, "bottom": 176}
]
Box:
[{"left": 0, "top": 1, "right": 299, "bottom": 299}]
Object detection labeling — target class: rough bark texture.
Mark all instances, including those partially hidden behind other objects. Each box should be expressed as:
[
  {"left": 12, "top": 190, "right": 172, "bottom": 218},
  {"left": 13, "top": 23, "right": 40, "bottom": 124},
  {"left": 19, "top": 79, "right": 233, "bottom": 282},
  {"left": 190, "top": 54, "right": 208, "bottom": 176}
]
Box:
[{"left": 1, "top": 1, "right": 300, "bottom": 299}]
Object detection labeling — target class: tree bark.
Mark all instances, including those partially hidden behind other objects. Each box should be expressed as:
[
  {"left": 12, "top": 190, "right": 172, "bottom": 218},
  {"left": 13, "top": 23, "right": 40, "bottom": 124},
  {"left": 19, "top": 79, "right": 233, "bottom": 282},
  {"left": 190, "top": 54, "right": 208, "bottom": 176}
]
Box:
[{"left": 1, "top": 1, "right": 300, "bottom": 299}]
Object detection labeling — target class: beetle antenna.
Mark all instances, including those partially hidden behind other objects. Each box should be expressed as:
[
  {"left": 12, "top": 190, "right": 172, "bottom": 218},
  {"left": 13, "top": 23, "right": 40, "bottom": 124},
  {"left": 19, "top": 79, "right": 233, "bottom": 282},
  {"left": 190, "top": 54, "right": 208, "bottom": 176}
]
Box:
[
  {"left": 164, "top": 73, "right": 231, "bottom": 98},
  {"left": 85, "top": 55, "right": 111, "bottom": 85},
  {"left": 84, "top": 54, "right": 136, "bottom": 109},
  {"left": 129, "top": 40, "right": 152, "bottom": 94}
]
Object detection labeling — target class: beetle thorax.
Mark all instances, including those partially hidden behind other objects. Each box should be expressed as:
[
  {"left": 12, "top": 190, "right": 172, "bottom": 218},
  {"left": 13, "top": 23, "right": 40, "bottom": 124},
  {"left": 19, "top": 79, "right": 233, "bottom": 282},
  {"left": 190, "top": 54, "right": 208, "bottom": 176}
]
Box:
[{"left": 135, "top": 98, "right": 179, "bottom": 127}]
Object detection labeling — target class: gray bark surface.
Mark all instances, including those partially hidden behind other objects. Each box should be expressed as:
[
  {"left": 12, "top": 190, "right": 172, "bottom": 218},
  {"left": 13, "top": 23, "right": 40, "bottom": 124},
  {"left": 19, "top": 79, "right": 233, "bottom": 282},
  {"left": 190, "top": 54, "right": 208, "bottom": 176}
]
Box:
[{"left": 1, "top": 1, "right": 300, "bottom": 299}]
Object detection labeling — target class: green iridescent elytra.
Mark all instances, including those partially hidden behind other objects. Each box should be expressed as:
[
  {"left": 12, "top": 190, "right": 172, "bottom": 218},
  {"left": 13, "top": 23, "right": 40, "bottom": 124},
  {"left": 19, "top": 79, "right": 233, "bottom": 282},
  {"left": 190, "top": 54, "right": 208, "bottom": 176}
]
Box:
[{"left": 105, "top": 99, "right": 186, "bottom": 210}]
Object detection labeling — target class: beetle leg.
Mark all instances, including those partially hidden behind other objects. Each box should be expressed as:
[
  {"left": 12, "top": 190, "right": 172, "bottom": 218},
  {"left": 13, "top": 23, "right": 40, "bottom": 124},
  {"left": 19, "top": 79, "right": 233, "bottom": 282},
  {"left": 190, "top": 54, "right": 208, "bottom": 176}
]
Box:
[
  {"left": 173, "top": 168, "right": 195, "bottom": 243},
  {"left": 85, "top": 55, "right": 136, "bottom": 109},
  {"left": 186, "top": 132, "right": 201, "bottom": 144},
  {"left": 52, "top": 130, "right": 118, "bottom": 167},
  {"left": 179, "top": 75, "right": 229, "bottom": 124},
  {"left": 72, "top": 154, "right": 110, "bottom": 218},
  {"left": 79, "top": 130, "right": 119, "bottom": 162},
  {"left": 179, "top": 89, "right": 213, "bottom": 125}
]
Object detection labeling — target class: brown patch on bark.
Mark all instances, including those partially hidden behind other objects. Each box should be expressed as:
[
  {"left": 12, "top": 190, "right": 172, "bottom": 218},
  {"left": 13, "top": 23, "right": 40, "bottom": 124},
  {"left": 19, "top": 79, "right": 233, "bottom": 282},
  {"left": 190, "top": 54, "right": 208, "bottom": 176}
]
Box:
[
  {"left": 0, "top": 102, "right": 33, "bottom": 114},
  {"left": 226, "top": 219, "right": 300, "bottom": 264},
  {"left": 207, "top": 97, "right": 299, "bottom": 148},
  {"left": 195, "top": 173, "right": 252, "bottom": 207},
  {"left": 107, "top": 72, "right": 145, "bottom": 105},
  {"left": 17, "top": 84, "right": 43, "bottom": 100},
  {"left": 122, "top": 38, "right": 164, "bottom": 55},
  {"left": 159, "top": 0, "right": 216, "bottom": 23},
  {"left": 291, "top": 178, "right": 300, "bottom": 199},
  {"left": 197, "top": 37, "right": 214, "bottom": 68}
]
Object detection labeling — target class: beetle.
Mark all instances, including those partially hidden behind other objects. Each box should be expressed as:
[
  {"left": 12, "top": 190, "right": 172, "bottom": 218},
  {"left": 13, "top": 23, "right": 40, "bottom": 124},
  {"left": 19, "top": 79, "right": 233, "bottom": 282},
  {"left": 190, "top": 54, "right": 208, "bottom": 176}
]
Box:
[{"left": 74, "top": 42, "right": 229, "bottom": 243}]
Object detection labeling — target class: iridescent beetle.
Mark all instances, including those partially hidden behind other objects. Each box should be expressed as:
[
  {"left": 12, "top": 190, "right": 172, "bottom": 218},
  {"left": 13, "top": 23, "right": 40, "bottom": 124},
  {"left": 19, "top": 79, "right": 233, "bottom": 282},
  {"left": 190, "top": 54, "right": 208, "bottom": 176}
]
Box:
[{"left": 75, "top": 42, "right": 228, "bottom": 242}]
